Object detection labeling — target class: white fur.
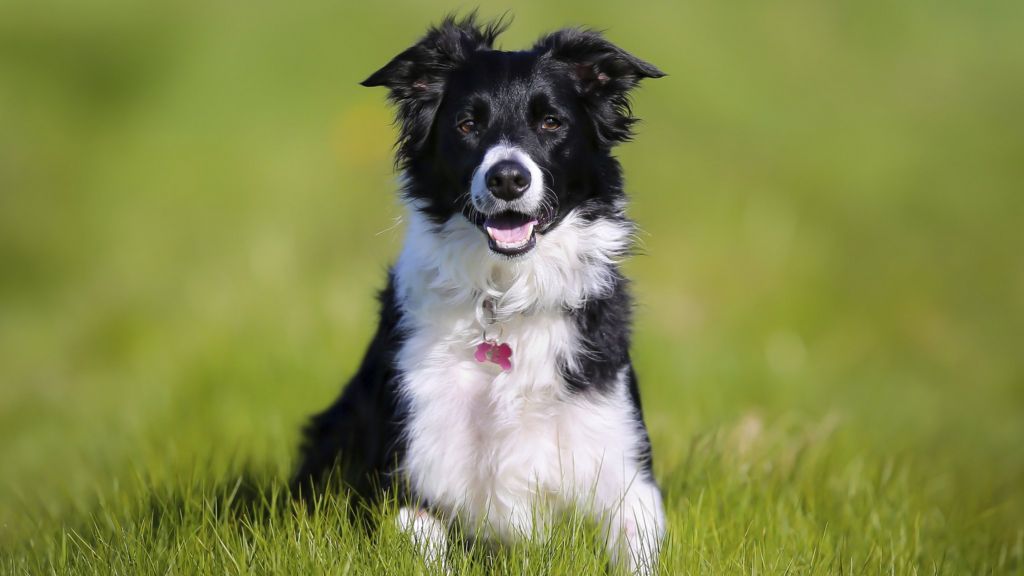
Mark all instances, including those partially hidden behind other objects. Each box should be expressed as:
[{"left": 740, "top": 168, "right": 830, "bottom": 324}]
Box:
[
  {"left": 396, "top": 507, "right": 450, "bottom": 572},
  {"left": 392, "top": 204, "right": 664, "bottom": 574},
  {"left": 470, "top": 143, "right": 547, "bottom": 216}
]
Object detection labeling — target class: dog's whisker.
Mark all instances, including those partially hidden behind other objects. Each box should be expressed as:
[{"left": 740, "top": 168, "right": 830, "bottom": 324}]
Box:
[{"left": 375, "top": 214, "right": 405, "bottom": 236}]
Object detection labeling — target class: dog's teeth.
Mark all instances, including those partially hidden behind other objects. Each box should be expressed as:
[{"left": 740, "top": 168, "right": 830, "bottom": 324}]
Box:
[{"left": 486, "top": 222, "right": 535, "bottom": 251}]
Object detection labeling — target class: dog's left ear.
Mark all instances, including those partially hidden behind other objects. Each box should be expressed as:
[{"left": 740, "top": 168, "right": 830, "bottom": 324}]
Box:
[{"left": 537, "top": 28, "right": 664, "bottom": 144}]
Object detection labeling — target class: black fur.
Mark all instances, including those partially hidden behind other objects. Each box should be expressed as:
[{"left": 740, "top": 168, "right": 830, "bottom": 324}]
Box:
[
  {"left": 294, "top": 14, "right": 663, "bottom": 505},
  {"left": 562, "top": 269, "right": 633, "bottom": 395}
]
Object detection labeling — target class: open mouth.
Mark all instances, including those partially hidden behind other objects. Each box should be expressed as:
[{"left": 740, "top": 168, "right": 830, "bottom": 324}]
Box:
[{"left": 483, "top": 211, "right": 540, "bottom": 256}]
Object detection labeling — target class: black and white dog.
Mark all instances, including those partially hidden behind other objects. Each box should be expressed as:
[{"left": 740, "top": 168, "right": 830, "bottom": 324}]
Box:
[{"left": 294, "top": 15, "right": 665, "bottom": 574}]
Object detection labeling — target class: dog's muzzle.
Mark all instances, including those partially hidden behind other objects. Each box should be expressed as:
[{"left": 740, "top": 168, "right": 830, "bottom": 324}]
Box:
[{"left": 470, "top": 144, "right": 548, "bottom": 257}]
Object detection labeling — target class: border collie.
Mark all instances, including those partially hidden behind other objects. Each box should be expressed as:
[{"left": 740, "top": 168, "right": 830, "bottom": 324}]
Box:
[{"left": 294, "top": 14, "right": 665, "bottom": 574}]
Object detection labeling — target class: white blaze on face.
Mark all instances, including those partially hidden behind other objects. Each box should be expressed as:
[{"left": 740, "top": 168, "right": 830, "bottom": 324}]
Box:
[{"left": 470, "top": 143, "right": 545, "bottom": 216}]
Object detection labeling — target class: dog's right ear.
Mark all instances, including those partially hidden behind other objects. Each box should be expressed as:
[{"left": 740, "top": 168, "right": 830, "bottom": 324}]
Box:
[
  {"left": 362, "top": 13, "right": 508, "bottom": 98},
  {"left": 362, "top": 13, "right": 508, "bottom": 161}
]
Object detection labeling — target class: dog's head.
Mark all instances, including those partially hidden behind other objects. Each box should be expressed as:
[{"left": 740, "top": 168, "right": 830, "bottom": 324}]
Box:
[{"left": 363, "top": 14, "right": 663, "bottom": 257}]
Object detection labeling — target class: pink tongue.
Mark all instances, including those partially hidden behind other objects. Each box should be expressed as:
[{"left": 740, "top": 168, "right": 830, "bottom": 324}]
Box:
[{"left": 487, "top": 221, "right": 536, "bottom": 244}]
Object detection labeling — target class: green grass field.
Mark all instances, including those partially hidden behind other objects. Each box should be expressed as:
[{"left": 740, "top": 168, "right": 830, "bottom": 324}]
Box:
[{"left": 2, "top": 0, "right": 1023, "bottom": 573}]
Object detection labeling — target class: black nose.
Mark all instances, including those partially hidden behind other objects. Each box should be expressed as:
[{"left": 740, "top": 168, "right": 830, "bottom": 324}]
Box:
[{"left": 485, "top": 160, "right": 531, "bottom": 201}]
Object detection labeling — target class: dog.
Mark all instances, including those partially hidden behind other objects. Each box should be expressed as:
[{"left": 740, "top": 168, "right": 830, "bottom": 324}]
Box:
[{"left": 293, "top": 14, "right": 665, "bottom": 574}]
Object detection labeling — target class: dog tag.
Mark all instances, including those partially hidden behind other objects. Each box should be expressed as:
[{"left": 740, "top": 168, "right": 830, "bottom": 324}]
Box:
[{"left": 475, "top": 341, "right": 513, "bottom": 371}]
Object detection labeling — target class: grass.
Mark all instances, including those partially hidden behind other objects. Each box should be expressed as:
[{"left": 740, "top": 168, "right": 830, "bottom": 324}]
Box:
[{"left": 1, "top": 0, "right": 1022, "bottom": 573}]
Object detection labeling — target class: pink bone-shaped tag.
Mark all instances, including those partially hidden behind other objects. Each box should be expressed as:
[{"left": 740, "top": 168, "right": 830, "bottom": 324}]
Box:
[{"left": 474, "top": 341, "right": 513, "bottom": 371}]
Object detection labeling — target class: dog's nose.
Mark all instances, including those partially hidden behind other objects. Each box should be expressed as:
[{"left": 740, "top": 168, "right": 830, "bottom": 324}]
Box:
[{"left": 485, "top": 160, "right": 531, "bottom": 201}]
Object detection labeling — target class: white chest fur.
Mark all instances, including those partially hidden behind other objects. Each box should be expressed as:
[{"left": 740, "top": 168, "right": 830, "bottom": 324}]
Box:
[
  {"left": 392, "top": 208, "right": 663, "bottom": 557},
  {"left": 397, "top": 302, "right": 648, "bottom": 538}
]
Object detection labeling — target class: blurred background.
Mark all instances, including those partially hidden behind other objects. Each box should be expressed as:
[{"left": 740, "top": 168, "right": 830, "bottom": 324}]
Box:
[{"left": 1, "top": 0, "right": 1022, "bottom": 562}]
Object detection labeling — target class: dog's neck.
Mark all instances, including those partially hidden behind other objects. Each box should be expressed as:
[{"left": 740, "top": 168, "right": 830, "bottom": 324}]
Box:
[{"left": 394, "top": 202, "right": 632, "bottom": 322}]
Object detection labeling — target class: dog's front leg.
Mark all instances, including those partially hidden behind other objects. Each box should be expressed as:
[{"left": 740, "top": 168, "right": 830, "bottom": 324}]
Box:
[
  {"left": 602, "top": 480, "right": 665, "bottom": 576},
  {"left": 396, "top": 507, "right": 450, "bottom": 573}
]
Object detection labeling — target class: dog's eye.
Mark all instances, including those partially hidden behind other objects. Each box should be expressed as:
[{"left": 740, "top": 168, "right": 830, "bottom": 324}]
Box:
[
  {"left": 540, "top": 116, "right": 562, "bottom": 132},
  {"left": 457, "top": 119, "right": 477, "bottom": 135}
]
